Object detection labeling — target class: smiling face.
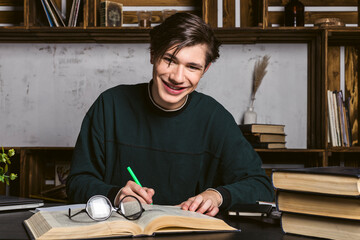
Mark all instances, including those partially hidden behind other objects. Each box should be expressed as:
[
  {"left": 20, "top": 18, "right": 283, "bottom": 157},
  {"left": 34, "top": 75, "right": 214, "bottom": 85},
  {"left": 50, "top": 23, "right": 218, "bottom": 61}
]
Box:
[{"left": 151, "top": 44, "right": 210, "bottom": 110}]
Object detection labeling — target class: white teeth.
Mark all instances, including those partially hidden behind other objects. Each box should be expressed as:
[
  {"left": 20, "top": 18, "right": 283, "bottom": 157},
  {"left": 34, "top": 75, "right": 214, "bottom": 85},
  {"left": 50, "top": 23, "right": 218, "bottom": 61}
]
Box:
[
  {"left": 164, "top": 81, "right": 183, "bottom": 90},
  {"left": 169, "top": 85, "right": 181, "bottom": 90}
]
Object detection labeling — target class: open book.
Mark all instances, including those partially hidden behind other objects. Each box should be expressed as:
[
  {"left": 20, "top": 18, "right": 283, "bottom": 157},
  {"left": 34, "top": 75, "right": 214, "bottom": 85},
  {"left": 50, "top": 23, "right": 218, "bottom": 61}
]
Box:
[{"left": 24, "top": 204, "right": 237, "bottom": 239}]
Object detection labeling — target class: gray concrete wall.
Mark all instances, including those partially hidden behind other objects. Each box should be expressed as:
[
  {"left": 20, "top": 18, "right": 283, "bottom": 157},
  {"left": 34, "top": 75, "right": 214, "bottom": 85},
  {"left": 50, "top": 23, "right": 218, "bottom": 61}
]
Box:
[{"left": 0, "top": 43, "right": 307, "bottom": 148}]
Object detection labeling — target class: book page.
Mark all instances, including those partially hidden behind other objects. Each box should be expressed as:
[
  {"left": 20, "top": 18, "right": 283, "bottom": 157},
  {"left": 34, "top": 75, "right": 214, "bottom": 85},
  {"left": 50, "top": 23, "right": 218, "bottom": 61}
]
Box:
[
  {"left": 26, "top": 208, "right": 142, "bottom": 239},
  {"left": 41, "top": 208, "right": 127, "bottom": 228},
  {"left": 133, "top": 204, "right": 217, "bottom": 229}
]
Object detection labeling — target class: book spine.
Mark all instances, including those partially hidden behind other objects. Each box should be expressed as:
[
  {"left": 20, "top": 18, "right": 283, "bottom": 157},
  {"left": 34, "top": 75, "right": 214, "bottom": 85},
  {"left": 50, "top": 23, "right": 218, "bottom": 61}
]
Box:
[
  {"left": 48, "top": 0, "right": 66, "bottom": 26},
  {"left": 40, "top": 0, "right": 54, "bottom": 27},
  {"left": 338, "top": 91, "right": 349, "bottom": 147},
  {"left": 100, "top": 1, "right": 106, "bottom": 27},
  {"left": 68, "top": 0, "right": 76, "bottom": 26},
  {"left": 332, "top": 91, "right": 341, "bottom": 146},
  {"left": 43, "top": 0, "right": 60, "bottom": 27},
  {"left": 327, "top": 90, "right": 336, "bottom": 146},
  {"left": 345, "top": 97, "right": 353, "bottom": 146},
  {"left": 73, "top": 0, "right": 81, "bottom": 27},
  {"left": 336, "top": 91, "right": 346, "bottom": 146}
]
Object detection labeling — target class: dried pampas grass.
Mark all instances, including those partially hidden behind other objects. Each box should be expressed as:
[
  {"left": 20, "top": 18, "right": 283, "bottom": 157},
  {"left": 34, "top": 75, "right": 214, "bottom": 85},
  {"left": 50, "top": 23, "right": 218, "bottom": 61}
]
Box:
[
  {"left": 251, "top": 55, "right": 270, "bottom": 100},
  {"left": 251, "top": 55, "right": 270, "bottom": 105}
]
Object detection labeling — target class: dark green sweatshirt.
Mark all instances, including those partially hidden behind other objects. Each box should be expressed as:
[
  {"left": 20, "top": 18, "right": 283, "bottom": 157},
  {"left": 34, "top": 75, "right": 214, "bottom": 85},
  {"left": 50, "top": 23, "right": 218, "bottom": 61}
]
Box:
[{"left": 66, "top": 83, "right": 274, "bottom": 209}]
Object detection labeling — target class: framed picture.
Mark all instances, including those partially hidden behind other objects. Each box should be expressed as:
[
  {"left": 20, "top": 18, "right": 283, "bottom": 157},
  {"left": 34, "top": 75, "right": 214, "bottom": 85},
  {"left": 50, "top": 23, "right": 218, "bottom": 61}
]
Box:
[{"left": 100, "top": 0, "right": 123, "bottom": 27}]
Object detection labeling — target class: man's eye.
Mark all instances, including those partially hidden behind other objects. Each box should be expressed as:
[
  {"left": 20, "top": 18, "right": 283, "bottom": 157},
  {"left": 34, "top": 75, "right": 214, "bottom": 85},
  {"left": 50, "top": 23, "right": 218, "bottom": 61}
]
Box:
[
  {"left": 189, "top": 65, "right": 201, "bottom": 71},
  {"left": 163, "top": 57, "right": 172, "bottom": 63}
]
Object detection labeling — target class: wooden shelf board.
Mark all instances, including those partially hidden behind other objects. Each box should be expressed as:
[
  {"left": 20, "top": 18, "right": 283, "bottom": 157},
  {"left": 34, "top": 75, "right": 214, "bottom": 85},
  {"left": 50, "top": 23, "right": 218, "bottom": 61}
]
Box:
[
  {"left": 0, "top": 27, "right": 322, "bottom": 43},
  {"left": 327, "top": 27, "right": 360, "bottom": 45},
  {"left": 328, "top": 146, "right": 360, "bottom": 152},
  {"left": 255, "top": 148, "right": 325, "bottom": 153}
]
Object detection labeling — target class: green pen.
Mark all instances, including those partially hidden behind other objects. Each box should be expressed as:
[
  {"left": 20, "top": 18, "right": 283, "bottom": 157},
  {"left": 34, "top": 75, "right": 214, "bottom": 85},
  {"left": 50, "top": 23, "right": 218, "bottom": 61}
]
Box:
[
  {"left": 127, "top": 166, "right": 152, "bottom": 204},
  {"left": 127, "top": 166, "right": 143, "bottom": 187}
]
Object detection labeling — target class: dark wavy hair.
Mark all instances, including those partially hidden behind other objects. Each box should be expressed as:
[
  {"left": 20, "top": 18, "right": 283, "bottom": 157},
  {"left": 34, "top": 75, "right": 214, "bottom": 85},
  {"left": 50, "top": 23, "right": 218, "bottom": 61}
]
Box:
[{"left": 149, "top": 12, "right": 221, "bottom": 68}]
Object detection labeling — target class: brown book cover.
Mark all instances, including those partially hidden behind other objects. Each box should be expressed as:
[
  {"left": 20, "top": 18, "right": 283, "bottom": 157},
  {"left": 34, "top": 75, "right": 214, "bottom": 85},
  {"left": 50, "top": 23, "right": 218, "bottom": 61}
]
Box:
[
  {"left": 239, "top": 124, "right": 285, "bottom": 134},
  {"left": 244, "top": 133, "right": 286, "bottom": 143},
  {"left": 281, "top": 212, "right": 360, "bottom": 240},
  {"left": 272, "top": 167, "right": 360, "bottom": 196},
  {"left": 276, "top": 190, "right": 359, "bottom": 220}
]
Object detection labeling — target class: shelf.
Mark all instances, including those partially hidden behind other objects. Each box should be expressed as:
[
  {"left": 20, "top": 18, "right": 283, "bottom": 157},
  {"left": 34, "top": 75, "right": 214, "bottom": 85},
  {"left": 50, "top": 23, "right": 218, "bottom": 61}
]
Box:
[
  {"left": 0, "top": 27, "right": 323, "bottom": 43},
  {"left": 0, "top": 27, "right": 151, "bottom": 43},
  {"left": 327, "top": 28, "right": 360, "bottom": 45},
  {"left": 327, "top": 147, "right": 360, "bottom": 153},
  {"left": 255, "top": 148, "right": 325, "bottom": 153}
]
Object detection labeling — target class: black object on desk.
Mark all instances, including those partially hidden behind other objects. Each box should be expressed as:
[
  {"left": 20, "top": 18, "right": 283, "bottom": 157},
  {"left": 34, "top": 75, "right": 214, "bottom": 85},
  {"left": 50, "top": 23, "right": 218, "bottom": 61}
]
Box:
[
  {"left": 228, "top": 203, "right": 274, "bottom": 217},
  {"left": 0, "top": 195, "right": 44, "bottom": 211}
]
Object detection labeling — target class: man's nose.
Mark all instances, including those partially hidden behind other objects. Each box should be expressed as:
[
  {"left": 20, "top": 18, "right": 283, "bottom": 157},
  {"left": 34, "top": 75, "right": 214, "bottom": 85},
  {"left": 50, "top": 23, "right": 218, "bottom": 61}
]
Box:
[{"left": 170, "top": 64, "right": 185, "bottom": 83}]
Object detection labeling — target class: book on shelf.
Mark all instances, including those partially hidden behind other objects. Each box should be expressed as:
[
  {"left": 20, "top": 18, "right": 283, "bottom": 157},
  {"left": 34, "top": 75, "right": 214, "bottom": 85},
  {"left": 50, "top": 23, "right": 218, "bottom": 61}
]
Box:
[
  {"left": 24, "top": 204, "right": 237, "bottom": 239},
  {"left": 239, "top": 124, "right": 285, "bottom": 134},
  {"left": 272, "top": 166, "right": 360, "bottom": 196},
  {"left": 345, "top": 96, "right": 353, "bottom": 145},
  {"left": 48, "top": 0, "right": 66, "bottom": 26},
  {"left": 336, "top": 91, "right": 348, "bottom": 146},
  {"left": 99, "top": 0, "right": 123, "bottom": 27},
  {"left": 68, "top": 0, "right": 81, "bottom": 27},
  {"left": 327, "top": 90, "right": 352, "bottom": 147},
  {"left": 243, "top": 133, "right": 286, "bottom": 143},
  {"left": 251, "top": 142, "right": 286, "bottom": 149},
  {"left": 40, "top": 0, "right": 65, "bottom": 27},
  {"left": 40, "top": 0, "right": 54, "bottom": 27},
  {"left": 276, "top": 190, "right": 360, "bottom": 220},
  {"left": 281, "top": 212, "right": 360, "bottom": 240}
]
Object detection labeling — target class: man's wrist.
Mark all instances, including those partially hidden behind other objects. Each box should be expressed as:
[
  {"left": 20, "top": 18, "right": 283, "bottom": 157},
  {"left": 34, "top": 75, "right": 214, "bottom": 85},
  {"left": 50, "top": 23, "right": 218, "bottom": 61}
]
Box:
[{"left": 206, "top": 188, "right": 223, "bottom": 207}]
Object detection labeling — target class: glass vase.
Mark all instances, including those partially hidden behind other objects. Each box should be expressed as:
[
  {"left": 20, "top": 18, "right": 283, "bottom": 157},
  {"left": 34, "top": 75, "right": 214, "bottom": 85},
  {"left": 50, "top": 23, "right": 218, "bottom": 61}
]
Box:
[{"left": 244, "top": 107, "right": 257, "bottom": 124}]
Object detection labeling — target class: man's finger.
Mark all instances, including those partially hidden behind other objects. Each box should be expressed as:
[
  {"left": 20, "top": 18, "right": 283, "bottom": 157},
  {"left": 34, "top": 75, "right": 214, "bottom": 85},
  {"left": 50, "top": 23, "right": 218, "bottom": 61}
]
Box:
[
  {"left": 205, "top": 206, "right": 219, "bottom": 217},
  {"left": 195, "top": 199, "right": 212, "bottom": 214},
  {"left": 180, "top": 197, "right": 195, "bottom": 211},
  {"left": 189, "top": 195, "right": 204, "bottom": 212}
]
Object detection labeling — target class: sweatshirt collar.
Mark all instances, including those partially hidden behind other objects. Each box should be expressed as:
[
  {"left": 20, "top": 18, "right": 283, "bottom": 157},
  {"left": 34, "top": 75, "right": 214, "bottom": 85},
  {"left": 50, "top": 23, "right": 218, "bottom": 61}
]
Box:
[{"left": 147, "top": 80, "right": 189, "bottom": 113}]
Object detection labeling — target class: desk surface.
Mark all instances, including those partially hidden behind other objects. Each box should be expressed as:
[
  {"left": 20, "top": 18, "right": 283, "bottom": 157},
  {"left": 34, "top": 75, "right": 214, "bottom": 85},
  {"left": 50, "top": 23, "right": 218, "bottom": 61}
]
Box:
[{"left": 0, "top": 209, "right": 314, "bottom": 240}]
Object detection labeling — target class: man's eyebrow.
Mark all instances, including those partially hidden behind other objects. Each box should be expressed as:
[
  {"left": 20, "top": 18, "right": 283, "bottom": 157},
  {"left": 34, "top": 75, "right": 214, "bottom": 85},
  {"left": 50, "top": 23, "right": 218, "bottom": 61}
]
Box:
[
  {"left": 164, "top": 53, "right": 177, "bottom": 60},
  {"left": 163, "top": 53, "right": 204, "bottom": 69}
]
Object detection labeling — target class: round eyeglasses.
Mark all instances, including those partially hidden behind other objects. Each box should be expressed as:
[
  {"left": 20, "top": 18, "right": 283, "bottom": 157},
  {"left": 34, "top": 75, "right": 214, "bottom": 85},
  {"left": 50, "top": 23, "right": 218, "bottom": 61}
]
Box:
[{"left": 68, "top": 195, "right": 145, "bottom": 221}]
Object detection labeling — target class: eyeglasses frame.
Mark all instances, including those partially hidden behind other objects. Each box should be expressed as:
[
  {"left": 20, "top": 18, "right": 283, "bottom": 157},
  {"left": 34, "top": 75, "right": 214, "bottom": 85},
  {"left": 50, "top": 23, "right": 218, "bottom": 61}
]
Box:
[{"left": 68, "top": 195, "right": 145, "bottom": 221}]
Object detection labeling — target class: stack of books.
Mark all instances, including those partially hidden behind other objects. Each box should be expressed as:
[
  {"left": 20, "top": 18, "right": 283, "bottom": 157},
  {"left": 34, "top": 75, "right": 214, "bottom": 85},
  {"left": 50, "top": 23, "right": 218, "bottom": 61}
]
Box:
[
  {"left": 327, "top": 90, "right": 352, "bottom": 147},
  {"left": 239, "top": 124, "right": 286, "bottom": 149},
  {"left": 272, "top": 167, "right": 360, "bottom": 240}
]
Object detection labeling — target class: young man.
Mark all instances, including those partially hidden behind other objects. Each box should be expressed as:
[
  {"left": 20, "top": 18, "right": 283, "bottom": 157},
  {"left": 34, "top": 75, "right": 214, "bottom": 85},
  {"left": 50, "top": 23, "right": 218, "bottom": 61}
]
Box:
[{"left": 66, "top": 13, "right": 274, "bottom": 216}]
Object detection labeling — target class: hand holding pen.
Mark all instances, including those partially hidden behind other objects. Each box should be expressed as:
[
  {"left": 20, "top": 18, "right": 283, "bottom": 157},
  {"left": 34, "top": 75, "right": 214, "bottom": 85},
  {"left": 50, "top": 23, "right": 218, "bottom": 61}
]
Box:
[{"left": 116, "top": 166, "right": 154, "bottom": 206}]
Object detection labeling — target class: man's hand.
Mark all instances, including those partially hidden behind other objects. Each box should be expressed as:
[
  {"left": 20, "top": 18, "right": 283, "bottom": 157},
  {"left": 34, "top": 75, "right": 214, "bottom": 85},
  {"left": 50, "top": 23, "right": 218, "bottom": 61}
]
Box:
[
  {"left": 115, "top": 180, "right": 155, "bottom": 206},
  {"left": 179, "top": 190, "right": 222, "bottom": 216}
]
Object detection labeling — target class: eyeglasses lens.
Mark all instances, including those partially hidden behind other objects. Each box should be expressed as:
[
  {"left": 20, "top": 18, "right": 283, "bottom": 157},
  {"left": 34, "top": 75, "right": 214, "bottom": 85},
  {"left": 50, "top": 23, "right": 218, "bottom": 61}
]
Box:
[
  {"left": 87, "top": 197, "right": 112, "bottom": 220},
  {"left": 120, "top": 196, "right": 143, "bottom": 220}
]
